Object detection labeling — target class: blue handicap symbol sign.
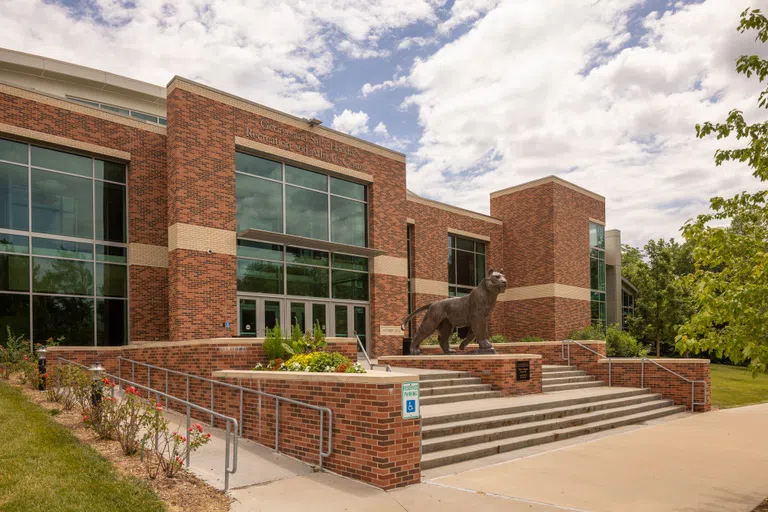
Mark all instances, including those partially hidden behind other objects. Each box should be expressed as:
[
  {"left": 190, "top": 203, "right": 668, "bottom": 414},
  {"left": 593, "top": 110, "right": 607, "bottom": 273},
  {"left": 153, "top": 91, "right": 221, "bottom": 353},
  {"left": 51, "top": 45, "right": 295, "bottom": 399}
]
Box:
[{"left": 406, "top": 399, "right": 416, "bottom": 413}]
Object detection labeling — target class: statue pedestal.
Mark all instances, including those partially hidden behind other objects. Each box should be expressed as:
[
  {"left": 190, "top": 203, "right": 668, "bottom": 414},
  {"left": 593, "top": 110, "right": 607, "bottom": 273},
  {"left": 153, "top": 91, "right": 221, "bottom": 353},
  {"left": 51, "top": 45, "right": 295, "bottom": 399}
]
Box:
[{"left": 378, "top": 354, "right": 542, "bottom": 396}]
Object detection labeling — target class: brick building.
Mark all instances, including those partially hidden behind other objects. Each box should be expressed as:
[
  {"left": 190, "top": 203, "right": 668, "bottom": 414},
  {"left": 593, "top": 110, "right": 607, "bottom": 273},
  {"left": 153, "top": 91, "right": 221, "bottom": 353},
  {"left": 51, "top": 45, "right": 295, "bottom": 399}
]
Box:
[{"left": 0, "top": 48, "right": 631, "bottom": 356}]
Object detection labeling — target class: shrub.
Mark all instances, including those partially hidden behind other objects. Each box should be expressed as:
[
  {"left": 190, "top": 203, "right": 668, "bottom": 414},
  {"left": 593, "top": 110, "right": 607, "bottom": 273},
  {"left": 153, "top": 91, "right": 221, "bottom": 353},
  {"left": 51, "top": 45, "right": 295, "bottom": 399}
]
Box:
[
  {"left": 255, "top": 352, "right": 365, "bottom": 373},
  {"left": 490, "top": 334, "right": 509, "bottom": 344},
  {"left": 519, "top": 335, "right": 544, "bottom": 343},
  {"left": 0, "top": 327, "right": 32, "bottom": 380},
  {"left": 605, "top": 325, "right": 647, "bottom": 357},
  {"left": 421, "top": 332, "right": 461, "bottom": 346},
  {"left": 263, "top": 324, "right": 289, "bottom": 361},
  {"left": 282, "top": 320, "right": 327, "bottom": 356},
  {"left": 115, "top": 386, "right": 155, "bottom": 455},
  {"left": 142, "top": 420, "right": 211, "bottom": 479},
  {"left": 84, "top": 378, "right": 121, "bottom": 440},
  {"left": 568, "top": 324, "right": 607, "bottom": 341},
  {"left": 58, "top": 365, "right": 92, "bottom": 412}
]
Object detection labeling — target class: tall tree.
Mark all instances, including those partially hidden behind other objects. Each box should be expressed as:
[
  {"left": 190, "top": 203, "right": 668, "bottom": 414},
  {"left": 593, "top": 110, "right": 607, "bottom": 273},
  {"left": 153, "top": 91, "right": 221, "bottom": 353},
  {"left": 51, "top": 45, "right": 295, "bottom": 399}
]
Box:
[
  {"left": 676, "top": 8, "right": 768, "bottom": 374},
  {"left": 623, "top": 240, "right": 693, "bottom": 356}
]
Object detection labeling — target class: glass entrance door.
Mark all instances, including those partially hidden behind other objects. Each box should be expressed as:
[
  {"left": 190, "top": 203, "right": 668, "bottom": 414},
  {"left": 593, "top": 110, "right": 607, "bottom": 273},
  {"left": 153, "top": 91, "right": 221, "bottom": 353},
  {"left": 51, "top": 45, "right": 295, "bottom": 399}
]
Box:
[
  {"left": 331, "top": 304, "right": 367, "bottom": 351},
  {"left": 239, "top": 297, "right": 282, "bottom": 337},
  {"left": 354, "top": 305, "right": 367, "bottom": 352}
]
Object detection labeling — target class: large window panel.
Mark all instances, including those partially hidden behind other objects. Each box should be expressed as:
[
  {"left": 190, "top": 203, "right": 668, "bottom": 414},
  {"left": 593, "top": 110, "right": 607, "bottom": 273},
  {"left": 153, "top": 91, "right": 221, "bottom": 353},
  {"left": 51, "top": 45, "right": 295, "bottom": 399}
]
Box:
[
  {"left": 236, "top": 153, "right": 282, "bottom": 180},
  {"left": 0, "top": 254, "right": 29, "bottom": 292},
  {"left": 0, "top": 293, "right": 30, "bottom": 345},
  {"left": 330, "top": 177, "right": 365, "bottom": 201},
  {"left": 32, "top": 237, "right": 92, "bottom": 260},
  {"left": 332, "top": 253, "right": 368, "bottom": 272},
  {"left": 237, "top": 258, "right": 283, "bottom": 294},
  {"left": 95, "top": 160, "right": 126, "bottom": 183},
  {"left": 286, "top": 247, "right": 328, "bottom": 266},
  {"left": 285, "top": 186, "right": 328, "bottom": 240},
  {"left": 0, "top": 138, "right": 28, "bottom": 164},
  {"left": 32, "top": 257, "right": 94, "bottom": 295},
  {"left": 97, "top": 299, "right": 127, "bottom": 346},
  {"left": 285, "top": 165, "right": 326, "bottom": 191},
  {"left": 236, "top": 173, "right": 283, "bottom": 233},
  {"left": 33, "top": 295, "right": 94, "bottom": 346},
  {"left": 95, "top": 181, "right": 126, "bottom": 243},
  {"left": 32, "top": 146, "right": 92, "bottom": 177},
  {"left": 455, "top": 250, "right": 476, "bottom": 287},
  {"left": 31, "top": 168, "right": 93, "bottom": 239},
  {"left": 332, "top": 270, "right": 368, "bottom": 301},
  {"left": 0, "top": 233, "right": 28, "bottom": 254},
  {"left": 237, "top": 239, "right": 283, "bottom": 261},
  {"left": 287, "top": 264, "right": 329, "bottom": 298},
  {"left": 0, "top": 161, "right": 29, "bottom": 231},
  {"left": 330, "top": 196, "right": 366, "bottom": 247},
  {"left": 96, "top": 263, "right": 127, "bottom": 298}
]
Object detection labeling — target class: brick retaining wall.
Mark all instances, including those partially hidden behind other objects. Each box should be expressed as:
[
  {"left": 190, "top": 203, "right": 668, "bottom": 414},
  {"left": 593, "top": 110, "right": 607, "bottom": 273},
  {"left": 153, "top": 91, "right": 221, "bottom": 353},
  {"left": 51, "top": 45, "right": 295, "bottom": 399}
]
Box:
[
  {"left": 378, "top": 354, "right": 542, "bottom": 396},
  {"left": 419, "top": 340, "right": 605, "bottom": 366}
]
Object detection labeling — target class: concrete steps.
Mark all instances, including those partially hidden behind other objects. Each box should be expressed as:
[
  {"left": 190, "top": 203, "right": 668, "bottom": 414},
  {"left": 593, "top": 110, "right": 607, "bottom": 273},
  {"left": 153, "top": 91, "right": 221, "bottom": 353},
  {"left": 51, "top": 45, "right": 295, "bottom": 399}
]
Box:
[
  {"left": 417, "top": 372, "right": 501, "bottom": 405},
  {"left": 542, "top": 364, "right": 605, "bottom": 392}
]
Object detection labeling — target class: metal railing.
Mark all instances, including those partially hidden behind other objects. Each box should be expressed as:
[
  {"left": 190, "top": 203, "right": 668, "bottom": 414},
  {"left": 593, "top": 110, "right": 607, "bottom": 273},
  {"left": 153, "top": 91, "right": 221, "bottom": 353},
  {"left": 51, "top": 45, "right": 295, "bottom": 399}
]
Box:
[
  {"left": 561, "top": 340, "right": 708, "bottom": 412},
  {"left": 56, "top": 357, "right": 239, "bottom": 491},
  {"left": 117, "top": 357, "right": 333, "bottom": 469},
  {"left": 356, "top": 334, "right": 391, "bottom": 372}
]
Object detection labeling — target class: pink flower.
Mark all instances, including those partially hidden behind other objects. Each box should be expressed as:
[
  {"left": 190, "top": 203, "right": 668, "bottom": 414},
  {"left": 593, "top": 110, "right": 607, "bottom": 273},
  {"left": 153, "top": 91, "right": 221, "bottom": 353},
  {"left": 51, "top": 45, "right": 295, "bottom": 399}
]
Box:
[
  {"left": 125, "top": 386, "right": 137, "bottom": 395},
  {"left": 155, "top": 403, "right": 163, "bottom": 411}
]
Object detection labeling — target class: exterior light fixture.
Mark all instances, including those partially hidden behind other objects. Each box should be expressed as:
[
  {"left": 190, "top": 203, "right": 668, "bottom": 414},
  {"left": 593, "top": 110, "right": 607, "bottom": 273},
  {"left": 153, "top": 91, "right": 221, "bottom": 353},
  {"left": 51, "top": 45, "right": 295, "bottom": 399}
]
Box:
[
  {"left": 307, "top": 118, "right": 322, "bottom": 127},
  {"left": 35, "top": 346, "right": 47, "bottom": 390},
  {"left": 88, "top": 362, "right": 106, "bottom": 406}
]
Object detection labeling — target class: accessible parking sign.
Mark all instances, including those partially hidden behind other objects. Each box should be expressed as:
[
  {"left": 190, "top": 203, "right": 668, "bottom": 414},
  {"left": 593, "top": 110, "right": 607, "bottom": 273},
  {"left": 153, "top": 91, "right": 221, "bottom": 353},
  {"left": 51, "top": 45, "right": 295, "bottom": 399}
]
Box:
[{"left": 401, "top": 381, "right": 420, "bottom": 419}]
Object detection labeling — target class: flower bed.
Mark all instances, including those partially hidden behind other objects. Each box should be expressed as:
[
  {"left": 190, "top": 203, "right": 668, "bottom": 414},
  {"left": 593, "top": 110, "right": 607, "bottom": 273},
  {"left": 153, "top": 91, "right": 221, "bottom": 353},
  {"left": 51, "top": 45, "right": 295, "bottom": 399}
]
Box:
[{"left": 254, "top": 352, "right": 365, "bottom": 373}]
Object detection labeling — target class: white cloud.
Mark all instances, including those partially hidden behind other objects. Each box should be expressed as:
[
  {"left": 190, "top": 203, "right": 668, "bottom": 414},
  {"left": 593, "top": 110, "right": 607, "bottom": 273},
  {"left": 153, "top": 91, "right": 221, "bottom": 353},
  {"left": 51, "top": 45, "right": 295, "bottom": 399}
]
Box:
[
  {"left": 332, "top": 109, "right": 370, "bottom": 135},
  {"left": 374, "top": 121, "right": 389, "bottom": 135},
  {"left": 397, "top": 36, "right": 438, "bottom": 50},
  {"left": 404, "top": 0, "right": 768, "bottom": 247},
  {"left": 438, "top": 0, "right": 501, "bottom": 34},
  {"left": 361, "top": 75, "right": 409, "bottom": 96},
  {"left": 0, "top": 0, "right": 443, "bottom": 117}
]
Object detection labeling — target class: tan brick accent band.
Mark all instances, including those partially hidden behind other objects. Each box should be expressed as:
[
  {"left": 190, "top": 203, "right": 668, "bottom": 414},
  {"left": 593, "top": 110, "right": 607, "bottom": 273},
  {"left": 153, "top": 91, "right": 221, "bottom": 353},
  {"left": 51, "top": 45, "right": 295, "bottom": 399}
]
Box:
[
  {"left": 0, "top": 122, "right": 131, "bottom": 160},
  {"left": 235, "top": 136, "right": 373, "bottom": 183},
  {"left": 0, "top": 82, "right": 166, "bottom": 135},
  {"left": 589, "top": 217, "right": 605, "bottom": 225},
  {"left": 169, "top": 78, "right": 404, "bottom": 162},
  {"left": 413, "top": 279, "right": 448, "bottom": 296},
  {"left": 498, "top": 283, "right": 590, "bottom": 302},
  {"left": 406, "top": 190, "right": 502, "bottom": 225},
  {"left": 128, "top": 243, "right": 168, "bottom": 268},
  {"left": 490, "top": 175, "right": 605, "bottom": 202},
  {"left": 373, "top": 256, "right": 408, "bottom": 277},
  {"left": 168, "top": 223, "right": 236, "bottom": 255},
  {"left": 448, "top": 228, "right": 491, "bottom": 242},
  {"left": 406, "top": 217, "right": 415, "bottom": 224}
]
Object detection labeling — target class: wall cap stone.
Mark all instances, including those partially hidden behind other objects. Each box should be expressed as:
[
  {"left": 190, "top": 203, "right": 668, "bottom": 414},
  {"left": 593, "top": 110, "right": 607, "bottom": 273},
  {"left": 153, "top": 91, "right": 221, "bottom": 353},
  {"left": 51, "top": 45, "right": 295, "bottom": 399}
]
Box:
[
  {"left": 213, "top": 369, "right": 412, "bottom": 384},
  {"left": 379, "top": 354, "right": 542, "bottom": 361},
  {"left": 490, "top": 175, "right": 605, "bottom": 202},
  {"left": 47, "top": 337, "right": 356, "bottom": 351},
  {"left": 505, "top": 340, "right": 606, "bottom": 346},
  {"left": 406, "top": 189, "right": 503, "bottom": 225},
  {"left": 597, "top": 358, "right": 709, "bottom": 364}
]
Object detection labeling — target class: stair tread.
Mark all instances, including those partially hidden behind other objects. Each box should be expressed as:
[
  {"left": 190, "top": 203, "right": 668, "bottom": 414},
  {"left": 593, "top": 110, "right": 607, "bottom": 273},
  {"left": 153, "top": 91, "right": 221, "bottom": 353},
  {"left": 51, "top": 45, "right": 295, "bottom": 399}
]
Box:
[
  {"left": 421, "top": 405, "right": 686, "bottom": 466},
  {"left": 420, "top": 378, "right": 482, "bottom": 388},
  {"left": 423, "top": 399, "right": 674, "bottom": 449},
  {"left": 420, "top": 384, "right": 493, "bottom": 396},
  {"left": 541, "top": 376, "right": 596, "bottom": 384},
  {"left": 421, "top": 391, "right": 502, "bottom": 404},
  {"left": 543, "top": 381, "right": 605, "bottom": 391},
  {"left": 541, "top": 370, "right": 587, "bottom": 377},
  {"left": 418, "top": 372, "right": 473, "bottom": 381},
  {"left": 423, "top": 393, "right": 665, "bottom": 436}
]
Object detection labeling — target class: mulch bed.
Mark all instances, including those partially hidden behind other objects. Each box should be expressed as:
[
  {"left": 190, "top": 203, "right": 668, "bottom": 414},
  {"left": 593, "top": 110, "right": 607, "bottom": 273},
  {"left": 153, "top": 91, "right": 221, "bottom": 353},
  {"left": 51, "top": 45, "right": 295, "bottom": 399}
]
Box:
[{"left": 10, "top": 380, "right": 231, "bottom": 512}]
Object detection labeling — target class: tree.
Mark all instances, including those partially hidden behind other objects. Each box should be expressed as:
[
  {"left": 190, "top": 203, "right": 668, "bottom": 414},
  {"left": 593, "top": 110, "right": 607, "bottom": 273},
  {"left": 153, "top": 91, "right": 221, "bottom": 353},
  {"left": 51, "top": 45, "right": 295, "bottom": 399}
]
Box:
[
  {"left": 676, "top": 8, "right": 768, "bottom": 375},
  {"left": 622, "top": 240, "right": 693, "bottom": 356}
]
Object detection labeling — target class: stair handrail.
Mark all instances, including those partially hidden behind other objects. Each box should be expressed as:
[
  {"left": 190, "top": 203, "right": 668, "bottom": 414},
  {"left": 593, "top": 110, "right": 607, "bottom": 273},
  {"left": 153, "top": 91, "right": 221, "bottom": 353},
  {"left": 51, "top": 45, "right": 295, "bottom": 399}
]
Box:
[
  {"left": 356, "top": 334, "right": 391, "bottom": 372},
  {"left": 562, "top": 339, "right": 614, "bottom": 386},
  {"left": 117, "top": 356, "right": 332, "bottom": 469},
  {"left": 57, "top": 357, "right": 238, "bottom": 491}
]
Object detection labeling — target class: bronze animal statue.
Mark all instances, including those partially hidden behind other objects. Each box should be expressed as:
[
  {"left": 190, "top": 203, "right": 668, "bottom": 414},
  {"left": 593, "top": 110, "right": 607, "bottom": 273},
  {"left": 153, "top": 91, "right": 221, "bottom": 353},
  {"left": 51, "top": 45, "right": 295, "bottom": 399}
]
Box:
[{"left": 401, "top": 269, "right": 507, "bottom": 355}]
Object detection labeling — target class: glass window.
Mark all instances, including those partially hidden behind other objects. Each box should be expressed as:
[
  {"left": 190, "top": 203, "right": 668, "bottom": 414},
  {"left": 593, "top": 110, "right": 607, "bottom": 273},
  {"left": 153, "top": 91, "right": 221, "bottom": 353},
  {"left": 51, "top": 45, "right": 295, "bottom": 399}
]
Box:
[
  {"left": 456, "top": 237, "right": 474, "bottom": 251},
  {"left": 237, "top": 239, "right": 283, "bottom": 261},
  {"left": 330, "top": 196, "right": 366, "bottom": 247},
  {"left": 285, "top": 186, "right": 328, "bottom": 240},
  {"left": 0, "top": 161, "right": 29, "bottom": 231},
  {"left": 285, "top": 165, "right": 326, "bottom": 191},
  {"left": 33, "top": 295, "right": 94, "bottom": 346},
  {"left": 33, "top": 257, "right": 93, "bottom": 295},
  {"left": 286, "top": 264, "right": 329, "bottom": 297},
  {"left": 103, "top": 104, "right": 130, "bottom": 116},
  {"left": 590, "top": 222, "right": 605, "bottom": 249},
  {"left": 95, "top": 160, "right": 126, "bottom": 183},
  {"left": 0, "top": 233, "right": 29, "bottom": 254},
  {"left": 32, "top": 237, "right": 92, "bottom": 260},
  {"left": 0, "top": 138, "right": 27, "bottom": 164},
  {"left": 31, "top": 168, "right": 93, "bottom": 239},
  {"left": 449, "top": 235, "right": 486, "bottom": 290},
  {"left": 96, "top": 263, "right": 127, "bottom": 298},
  {"left": 455, "top": 250, "right": 476, "bottom": 287},
  {"left": 332, "top": 253, "right": 368, "bottom": 271},
  {"left": 95, "top": 181, "right": 126, "bottom": 242},
  {"left": 96, "top": 299, "right": 127, "bottom": 346},
  {"left": 130, "top": 111, "right": 159, "bottom": 123},
  {"left": 31, "top": 146, "right": 92, "bottom": 177},
  {"left": 0, "top": 293, "right": 29, "bottom": 345},
  {"left": 332, "top": 270, "right": 368, "bottom": 301},
  {"left": 286, "top": 247, "right": 328, "bottom": 266},
  {"left": 334, "top": 304, "right": 348, "bottom": 337},
  {"left": 96, "top": 245, "right": 127, "bottom": 264},
  {"left": 290, "top": 302, "right": 305, "bottom": 332},
  {"left": 237, "top": 259, "right": 282, "bottom": 294},
  {"left": 236, "top": 173, "right": 282, "bottom": 233},
  {"left": 235, "top": 153, "right": 281, "bottom": 180},
  {"left": 0, "top": 254, "right": 29, "bottom": 292},
  {"left": 330, "top": 177, "right": 365, "bottom": 201}
]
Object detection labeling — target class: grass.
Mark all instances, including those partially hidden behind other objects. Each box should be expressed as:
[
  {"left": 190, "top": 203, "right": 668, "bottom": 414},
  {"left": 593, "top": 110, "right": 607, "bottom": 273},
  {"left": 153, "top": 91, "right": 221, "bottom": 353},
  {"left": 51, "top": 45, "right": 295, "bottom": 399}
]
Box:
[
  {"left": 711, "top": 364, "right": 768, "bottom": 409},
  {"left": 0, "top": 382, "right": 166, "bottom": 512}
]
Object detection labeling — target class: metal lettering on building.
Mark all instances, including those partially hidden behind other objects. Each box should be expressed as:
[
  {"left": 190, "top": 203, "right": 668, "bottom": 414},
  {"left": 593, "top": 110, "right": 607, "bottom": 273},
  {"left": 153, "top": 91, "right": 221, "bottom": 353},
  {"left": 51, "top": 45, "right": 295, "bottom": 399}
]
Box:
[
  {"left": 380, "top": 325, "right": 404, "bottom": 336},
  {"left": 217, "top": 346, "right": 248, "bottom": 352}
]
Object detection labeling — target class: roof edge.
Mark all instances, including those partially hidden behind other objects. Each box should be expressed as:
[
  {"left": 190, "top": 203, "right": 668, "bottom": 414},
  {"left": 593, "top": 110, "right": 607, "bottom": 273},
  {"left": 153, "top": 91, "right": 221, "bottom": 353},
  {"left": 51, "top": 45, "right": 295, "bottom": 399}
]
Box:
[
  {"left": 490, "top": 175, "right": 605, "bottom": 202},
  {"left": 406, "top": 189, "right": 503, "bottom": 225}
]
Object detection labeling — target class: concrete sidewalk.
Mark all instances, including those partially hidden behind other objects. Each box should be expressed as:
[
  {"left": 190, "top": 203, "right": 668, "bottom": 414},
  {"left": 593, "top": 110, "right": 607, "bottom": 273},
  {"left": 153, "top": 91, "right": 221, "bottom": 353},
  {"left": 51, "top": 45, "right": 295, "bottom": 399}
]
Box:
[{"left": 224, "top": 403, "right": 768, "bottom": 511}]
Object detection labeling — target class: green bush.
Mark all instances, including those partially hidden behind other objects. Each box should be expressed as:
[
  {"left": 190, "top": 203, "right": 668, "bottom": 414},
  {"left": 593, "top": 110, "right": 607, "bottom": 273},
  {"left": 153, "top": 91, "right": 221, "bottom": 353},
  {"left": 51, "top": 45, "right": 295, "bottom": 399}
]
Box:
[
  {"left": 263, "top": 324, "right": 289, "bottom": 361},
  {"left": 605, "top": 325, "right": 647, "bottom": 357},
  {"left": 519, "top": 335, "right": 544, "bottom": 343},
  {"left": 567, "top": 324, "right": 606, "bottom": 341},
  {"left": 255, "top": 352, "right": 365, "bottom": 373},
  {"left": 421, "top": 332, "right": 461, "bottom": 346}
]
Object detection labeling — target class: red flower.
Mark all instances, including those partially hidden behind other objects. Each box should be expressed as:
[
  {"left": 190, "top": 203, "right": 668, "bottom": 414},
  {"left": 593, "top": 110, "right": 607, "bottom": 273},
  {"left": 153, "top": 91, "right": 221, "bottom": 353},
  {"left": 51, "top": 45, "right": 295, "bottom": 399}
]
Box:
[
  {"left": 42, "top": 373, "right": 49, "bottom": 378},
  {"left": 194, "top": 423, "right": 203, "bottom": 433},
  {"left": 82, "top": 415, "right": 88, "bottom": 422},
  {"left": 155, "top": 403, "right": 163, "bottom": 411},
  {"left": 206, "top": 433, "right": 211, "bottom": 439},
  {"left": 125, "top": 386, "right": 137, "bottom": 395}
]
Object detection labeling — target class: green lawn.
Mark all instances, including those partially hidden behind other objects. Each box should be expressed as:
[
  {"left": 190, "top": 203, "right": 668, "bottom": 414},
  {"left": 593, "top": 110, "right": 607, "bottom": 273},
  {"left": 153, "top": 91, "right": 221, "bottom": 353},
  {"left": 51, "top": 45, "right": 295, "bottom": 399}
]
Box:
[
  {"left": 711, "top": 364, "right": 768, "bottom": 409},
  {"left": 0, "top": 382, "right": 165, "bottom": 512}
]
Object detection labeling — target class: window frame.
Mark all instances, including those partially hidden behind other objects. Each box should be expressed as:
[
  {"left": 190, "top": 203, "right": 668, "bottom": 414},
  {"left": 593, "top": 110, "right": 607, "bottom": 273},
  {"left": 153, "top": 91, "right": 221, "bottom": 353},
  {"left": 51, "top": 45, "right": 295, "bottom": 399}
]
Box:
[
  {"left": 448, "top": 234, "right": 487, "bottom": 297},
  {"left": 589, "top": 222, "right": 607, "bottom": 329}
]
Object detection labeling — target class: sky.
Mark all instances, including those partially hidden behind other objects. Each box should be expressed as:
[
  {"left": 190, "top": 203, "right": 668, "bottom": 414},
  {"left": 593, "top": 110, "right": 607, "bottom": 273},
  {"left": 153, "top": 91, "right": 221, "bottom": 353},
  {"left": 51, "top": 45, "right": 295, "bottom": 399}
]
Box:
[{"left": 1, "top": 0, "right": 766, "bottom": 247}]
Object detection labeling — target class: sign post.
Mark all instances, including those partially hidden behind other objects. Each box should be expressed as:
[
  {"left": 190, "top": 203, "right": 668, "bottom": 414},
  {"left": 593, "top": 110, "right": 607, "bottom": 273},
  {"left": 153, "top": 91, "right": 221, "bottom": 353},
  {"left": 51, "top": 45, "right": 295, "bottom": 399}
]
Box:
[{"left": 401, "top": 381, "right": 420, "bottom": 419}]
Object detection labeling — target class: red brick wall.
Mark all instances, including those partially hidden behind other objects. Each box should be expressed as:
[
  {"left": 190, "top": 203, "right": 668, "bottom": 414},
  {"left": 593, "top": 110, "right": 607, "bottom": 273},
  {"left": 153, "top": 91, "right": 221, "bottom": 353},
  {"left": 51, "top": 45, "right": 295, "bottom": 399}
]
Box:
[
  {"left": 418, "top": 340, "right": 605, "bottom": 366},
  {"left": 0, "top": 85, "right": 169, "bottom": 342},
  {"left": 553, "top": 184, "right": 604, "bottom": 287},
  {"left": 214, "top": 375, "right": 421, "bottom": 489},
  {"left": 379, "top": 355, "right": 542, "bottom": 396}
]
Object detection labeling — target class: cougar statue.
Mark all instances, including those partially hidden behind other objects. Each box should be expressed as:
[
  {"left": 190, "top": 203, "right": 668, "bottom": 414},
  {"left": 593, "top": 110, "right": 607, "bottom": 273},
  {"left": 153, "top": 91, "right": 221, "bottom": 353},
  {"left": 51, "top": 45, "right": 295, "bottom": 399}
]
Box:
[{"left": 401, "top": 269, "right": 507, "bottom": 355}]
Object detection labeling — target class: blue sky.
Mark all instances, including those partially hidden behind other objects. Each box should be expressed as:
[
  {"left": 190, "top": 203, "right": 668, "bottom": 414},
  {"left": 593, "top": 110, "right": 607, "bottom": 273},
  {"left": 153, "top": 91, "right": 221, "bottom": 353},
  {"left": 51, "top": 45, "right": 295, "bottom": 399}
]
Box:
[{"left": 1, "top": 0, "right": 765, "bottom": 246}]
